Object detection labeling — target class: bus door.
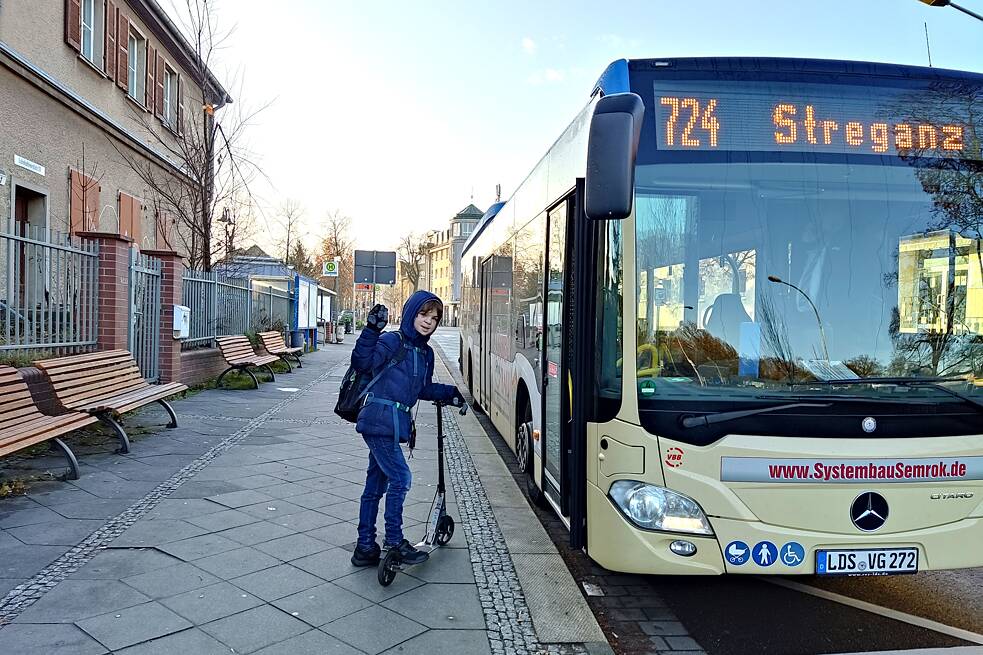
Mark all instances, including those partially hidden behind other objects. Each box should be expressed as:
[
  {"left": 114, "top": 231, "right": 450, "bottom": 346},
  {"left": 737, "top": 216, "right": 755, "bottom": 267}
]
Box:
[
  {"left": 479, "top": 257, "right": 494, "bottom": 410},
  {"left": 543, "top": 200, "right": 571, "bottom": 510}
]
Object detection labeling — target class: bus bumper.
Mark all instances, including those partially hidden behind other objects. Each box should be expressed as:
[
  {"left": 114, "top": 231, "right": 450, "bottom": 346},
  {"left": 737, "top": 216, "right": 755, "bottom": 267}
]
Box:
[{"left": 586, "top": 482, "right": 983, "bottom": 574}]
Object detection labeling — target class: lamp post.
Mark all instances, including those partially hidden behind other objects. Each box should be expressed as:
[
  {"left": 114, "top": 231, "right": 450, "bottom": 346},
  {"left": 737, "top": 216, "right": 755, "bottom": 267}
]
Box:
[
  {"left": 217, "top": 207, "right": 233, "bottom": 260},
  {"left": 767, "top": 275, "right": 830, "bottom": 362},
  {"left": 918, "top": 0, "right": 983, "bottom": 22}
]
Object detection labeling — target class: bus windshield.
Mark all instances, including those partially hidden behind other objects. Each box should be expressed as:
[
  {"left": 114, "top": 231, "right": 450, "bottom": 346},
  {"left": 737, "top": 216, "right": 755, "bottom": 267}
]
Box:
[{"left": 634, "top": 160, "right": 983, "bottom": 405}]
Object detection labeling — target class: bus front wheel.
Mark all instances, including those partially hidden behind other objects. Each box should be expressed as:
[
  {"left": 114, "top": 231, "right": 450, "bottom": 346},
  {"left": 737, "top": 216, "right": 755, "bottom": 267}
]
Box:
[
  {"left": 468, "top": 354, "right": 485, "bottom": 416},
  {"left": 519, "top": 403, "right": 548, "bottom": 509}
]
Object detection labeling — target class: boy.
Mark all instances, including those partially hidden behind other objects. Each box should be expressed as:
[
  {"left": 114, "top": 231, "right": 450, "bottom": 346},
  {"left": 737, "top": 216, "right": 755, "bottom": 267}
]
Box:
[{"left": 349, "top": 291, "right": 464, "bottom": 566}]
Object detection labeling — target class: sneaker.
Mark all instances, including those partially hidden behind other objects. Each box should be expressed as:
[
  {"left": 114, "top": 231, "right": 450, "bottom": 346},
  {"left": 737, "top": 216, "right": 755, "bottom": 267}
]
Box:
[
  {"left": 384, "top": 539, "right": 429, "bottom": 566},
  {"left": 350, "top": 543, "right": 381, "bottom": 567}
]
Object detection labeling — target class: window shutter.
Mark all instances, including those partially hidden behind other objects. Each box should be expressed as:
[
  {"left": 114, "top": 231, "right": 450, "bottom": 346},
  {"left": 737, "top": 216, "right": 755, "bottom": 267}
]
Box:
[
  {"left": 131, "top": 197, "right": 143, "bottom": 245},
  {"left": 116, "top": 13, "right": 129, "bottom": 91},
  {"left": 104, "top": 0, "right": 117, "bottom": 80},
  {"left": 155, "top": 56, "right": 165, "bottom": 118},
  {"left": 118, "top": 192, "right": 132, "bottom": 238},
  {"left": 155, "top": 210, "right": 173, "bottom": 249},
  {"left": 70, "top": 170, "right": 99, "bottom": 233},
  {"left": 176, "top": 75, "right": 184, "bottom": 134},
  {"left": 84, "top": 180, "right": 100, "bottom": 231},
  {"left": 69, "top": 171, "right": 84, "bottom": 234},
  {"left": 146, "top": 43, "right": 155, "bottom": 110},
  {"left": 66, "top": 0, "right": 82, "bottom": 51}
]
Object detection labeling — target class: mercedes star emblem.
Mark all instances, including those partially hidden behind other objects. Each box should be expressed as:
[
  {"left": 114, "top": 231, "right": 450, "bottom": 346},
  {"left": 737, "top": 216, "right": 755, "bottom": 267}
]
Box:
[{"left": 851, "top": 491, "right": 889, "bottom": 531}]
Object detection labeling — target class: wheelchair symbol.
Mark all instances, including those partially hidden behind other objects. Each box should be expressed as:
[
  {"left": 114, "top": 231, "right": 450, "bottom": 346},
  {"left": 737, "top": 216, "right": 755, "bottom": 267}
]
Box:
[{"left": 781, "top": 542, "right": 805, "bottom": 566}]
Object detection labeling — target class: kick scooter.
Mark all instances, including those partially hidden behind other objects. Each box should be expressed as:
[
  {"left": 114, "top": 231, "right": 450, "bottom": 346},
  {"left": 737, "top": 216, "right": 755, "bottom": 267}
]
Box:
[{"left": 378, "top": 398, "right": 467, "bottom": 586}]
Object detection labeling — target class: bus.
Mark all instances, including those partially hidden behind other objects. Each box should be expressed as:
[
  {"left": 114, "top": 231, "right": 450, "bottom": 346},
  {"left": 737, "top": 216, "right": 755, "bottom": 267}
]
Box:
[{"left": 459, "top": 57, "right": 983, "bottom": 576}]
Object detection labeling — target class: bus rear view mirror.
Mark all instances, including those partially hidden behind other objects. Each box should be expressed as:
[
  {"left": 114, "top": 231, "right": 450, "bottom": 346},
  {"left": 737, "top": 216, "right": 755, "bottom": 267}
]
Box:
[{"left": 585, "top": 92, "right": 644, "bottom": 221}]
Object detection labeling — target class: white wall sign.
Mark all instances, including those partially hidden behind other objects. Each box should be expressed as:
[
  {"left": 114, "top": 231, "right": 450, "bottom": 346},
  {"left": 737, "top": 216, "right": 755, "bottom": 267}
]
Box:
[
  {"left": 0, "top": 173, "right": 7, "bottom": 186},
  {"left": 13, "top": 155, "right": 45, "bottom": 176}
]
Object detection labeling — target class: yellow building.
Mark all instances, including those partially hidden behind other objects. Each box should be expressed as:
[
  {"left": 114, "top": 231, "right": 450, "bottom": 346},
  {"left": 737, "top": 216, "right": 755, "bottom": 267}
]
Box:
[
  {"left": 898, "top": 230, "right": 983, "bottom": 335},
  {"left": 422, "top": 204, "right": 483, "bottom": 325},
  {"left": 425, "top": 228, "right": 453, "bottom": 308}
]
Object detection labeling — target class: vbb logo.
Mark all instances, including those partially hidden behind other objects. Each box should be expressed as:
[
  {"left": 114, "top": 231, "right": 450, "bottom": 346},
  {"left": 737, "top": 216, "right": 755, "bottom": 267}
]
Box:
[{"left": 665, "top": 447, "right": 684, "bottom": 468}]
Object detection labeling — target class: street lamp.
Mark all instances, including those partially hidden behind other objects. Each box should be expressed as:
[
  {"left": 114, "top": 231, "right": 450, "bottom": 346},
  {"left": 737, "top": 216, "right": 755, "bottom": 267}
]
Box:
[
  {"left": 918, "top": 0, "right": 983, "bottom": 22},
  {"left": 767, "top": 275, "right": 830, "bottom": 362},
  {"left": 217, "top": 207, "right": 234, "bottom": 259}
]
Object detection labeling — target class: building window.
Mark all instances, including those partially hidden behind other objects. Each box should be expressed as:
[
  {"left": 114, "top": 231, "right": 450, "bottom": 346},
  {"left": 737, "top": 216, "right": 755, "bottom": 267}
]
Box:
[
  {"left": 453, "top": 223, "right": 461, "bottom": 237},
  {"left": 127, "top": 31, "right": 146, "bottom": 102},
  {"left": 163, "top": 67, "right": 178, "bottom": 128},
  {"left": 80, "top": 0, "right": 104, "bottom": 66}
]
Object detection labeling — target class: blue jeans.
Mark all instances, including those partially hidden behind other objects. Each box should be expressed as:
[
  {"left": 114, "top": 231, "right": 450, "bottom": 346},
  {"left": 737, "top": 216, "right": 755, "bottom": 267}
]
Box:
[{"left": 357, "top": 434, "right": 412, "bottom": 549}]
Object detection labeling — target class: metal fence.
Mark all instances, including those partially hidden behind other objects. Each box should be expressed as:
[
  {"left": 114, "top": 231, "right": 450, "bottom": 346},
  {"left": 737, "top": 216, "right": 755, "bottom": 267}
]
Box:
[
  {"left": 181, "top": 270, "right": 252, "bottom": 349},
  {"left": 251, "top": 284, "right": 293, "bottom": 335},
  {"left": 0, "top": 225, "right": 99, "bottom": 354},
  {"left": 129, "top": 249, "right": 162, "bottom": 381}
]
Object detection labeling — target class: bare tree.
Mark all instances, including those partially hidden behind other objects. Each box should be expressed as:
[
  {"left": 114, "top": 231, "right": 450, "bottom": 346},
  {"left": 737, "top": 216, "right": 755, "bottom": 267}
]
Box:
[
  {"left": 396, "top": 232, "right": 427, "bottom": 292},
  {"left": 111, "top": 0, "right": 268, "bottom": 271},
  {"left": 886, "top": 81, "right": 983, "bottom": 377},
  {"left": 319, "top": 210, "right": 355, "bottom": 310},
  {"left": 276, "top": 199, "right": 305, "bottom": 267}
]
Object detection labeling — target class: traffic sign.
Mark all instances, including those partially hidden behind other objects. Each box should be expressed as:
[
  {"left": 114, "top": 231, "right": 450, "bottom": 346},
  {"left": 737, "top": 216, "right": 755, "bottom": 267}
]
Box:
[
  {"left": 322, "top": 258, "right": 340, "bottom": 277},
  {"left": 354, "top": 250, "right": 397, "bottom": 285}
]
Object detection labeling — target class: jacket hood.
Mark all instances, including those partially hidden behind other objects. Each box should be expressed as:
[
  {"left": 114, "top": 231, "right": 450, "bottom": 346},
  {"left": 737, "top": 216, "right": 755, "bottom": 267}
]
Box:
[{"left": 400, "top": 290, "right": 442, "bottom": 344}]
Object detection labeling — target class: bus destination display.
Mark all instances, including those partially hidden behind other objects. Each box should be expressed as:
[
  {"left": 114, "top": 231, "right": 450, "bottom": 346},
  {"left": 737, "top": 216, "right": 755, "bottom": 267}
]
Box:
[{"left": 653, "top": 81, "right": 979, "bottom": 159}]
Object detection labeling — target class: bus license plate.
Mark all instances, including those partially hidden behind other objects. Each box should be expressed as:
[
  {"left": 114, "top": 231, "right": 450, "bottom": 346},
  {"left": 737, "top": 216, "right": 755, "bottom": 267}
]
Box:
[{"left": 816, "top": 548, "right": 918, "bottom": 576}]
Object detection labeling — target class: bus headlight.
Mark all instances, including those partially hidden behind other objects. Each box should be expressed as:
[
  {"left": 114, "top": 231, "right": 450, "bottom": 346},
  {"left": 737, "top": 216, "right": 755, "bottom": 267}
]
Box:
[{"left": 608, "top": 481, "right": 714, "bottom": 535}]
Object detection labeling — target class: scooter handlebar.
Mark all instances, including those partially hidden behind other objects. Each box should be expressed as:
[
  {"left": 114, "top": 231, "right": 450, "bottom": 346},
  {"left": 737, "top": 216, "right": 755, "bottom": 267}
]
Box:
[{"left": 434, "top": 399, "right": 468, "bottom": 416}]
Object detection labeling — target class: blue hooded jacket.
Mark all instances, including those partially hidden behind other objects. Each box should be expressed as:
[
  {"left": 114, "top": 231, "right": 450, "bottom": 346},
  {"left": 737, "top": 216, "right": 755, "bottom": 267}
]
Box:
[{"left": 351, "top": 290, "right": 457, "bottom": 440}]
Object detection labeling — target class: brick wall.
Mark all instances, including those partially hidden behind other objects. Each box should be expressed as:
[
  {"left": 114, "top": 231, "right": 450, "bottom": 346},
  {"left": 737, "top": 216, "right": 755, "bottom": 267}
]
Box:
[
  {"left": 180, "top": 348, "right": 226, "bottom": 387},
  {"left": 143, "top": 250, "right": 184, "bottom": 383},
  {"left": 79, "top": 232, "right": 133, "bottom": 351}
]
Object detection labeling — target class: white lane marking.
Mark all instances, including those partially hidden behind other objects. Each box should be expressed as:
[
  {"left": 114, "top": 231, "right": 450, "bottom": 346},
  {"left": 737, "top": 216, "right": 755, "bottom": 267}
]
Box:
[{"left": 762, "top": 577, "right": 983, "bottom": 646}]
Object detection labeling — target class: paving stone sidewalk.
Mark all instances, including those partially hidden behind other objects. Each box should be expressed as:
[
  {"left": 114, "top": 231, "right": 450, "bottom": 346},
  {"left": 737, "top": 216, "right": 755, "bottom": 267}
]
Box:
[{"left": 0, "top": 339, "right": 597, "bottom": 654}]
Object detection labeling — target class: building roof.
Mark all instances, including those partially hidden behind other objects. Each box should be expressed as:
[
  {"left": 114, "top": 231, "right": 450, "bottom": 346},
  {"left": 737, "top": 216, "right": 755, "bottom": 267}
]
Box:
[
  {"left": 241, "top": 245, "right": 272, "bottom": 258},
  {"left": 454, "top": 204, "right": 485, "bottom": 220},
  {"left": 138, "top": 0, "right": 233, "bottom": 107},
  {"left": 212, "top": 244, "right": 292, "bottom": 280}
]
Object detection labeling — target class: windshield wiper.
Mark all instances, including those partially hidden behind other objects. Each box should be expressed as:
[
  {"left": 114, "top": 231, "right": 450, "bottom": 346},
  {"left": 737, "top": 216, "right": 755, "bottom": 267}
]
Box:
[
  {"left": 681, "top": 403, "right": 831, "bottom": 429},
  {"left": 790, "top": 376, "right": 964, "bottom": 386},
  {"left": 791, "top": 377, "right": 983, "bottom": 413}
]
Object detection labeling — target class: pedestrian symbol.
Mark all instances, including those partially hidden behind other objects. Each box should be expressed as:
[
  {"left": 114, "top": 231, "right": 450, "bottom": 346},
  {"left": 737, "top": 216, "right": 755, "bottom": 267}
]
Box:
[
  {"left": 725, "top": 540, "right": 750, "bottom": 566},
  {"left": 781, "top": 542, "right": 805, "bottom": 567},
  {"left": 752, "top": 541, "right": 778, "bottom": 567}
]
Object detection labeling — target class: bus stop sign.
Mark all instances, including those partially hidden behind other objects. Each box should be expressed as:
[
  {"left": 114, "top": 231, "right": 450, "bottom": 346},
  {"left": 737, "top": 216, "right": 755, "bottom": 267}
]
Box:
[{"left": 354, "top": 250, "right": 397, "bottom": 285}]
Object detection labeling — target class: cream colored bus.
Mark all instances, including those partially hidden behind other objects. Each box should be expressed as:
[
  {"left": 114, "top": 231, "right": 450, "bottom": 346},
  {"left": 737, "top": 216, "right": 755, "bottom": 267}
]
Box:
[{"left": 459, "top": 57, "right": 983, "bottom": 576}]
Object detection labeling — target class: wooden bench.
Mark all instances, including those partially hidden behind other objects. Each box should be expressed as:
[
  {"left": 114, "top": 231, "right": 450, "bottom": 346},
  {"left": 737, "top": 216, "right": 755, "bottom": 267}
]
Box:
[
  {"left": 0, "top": 365, "right": 97, "bottom": 480},
  {"left": 258, "top": 331, "right": 303, "bottom": 371},
  {"left": 34, "top": 350, "right": 188, "bottom": 454},
  {"left": 215, "top": 335, "right": 280, "bottom": 389}
]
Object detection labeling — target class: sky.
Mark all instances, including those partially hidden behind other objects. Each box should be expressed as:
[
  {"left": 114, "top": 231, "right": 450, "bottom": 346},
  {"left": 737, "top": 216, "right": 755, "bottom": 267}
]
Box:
[{"left": 182, "top": 0, "right": 983, "bottom": 256}]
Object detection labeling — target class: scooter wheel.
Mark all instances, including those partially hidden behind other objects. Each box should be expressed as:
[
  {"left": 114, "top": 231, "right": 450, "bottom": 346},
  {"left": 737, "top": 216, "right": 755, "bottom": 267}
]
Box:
[
  {"left": 378, "top": 551, "right": 399, "bottom": 586},
  {"left": 435, "top": 515, "right": 455, "bottom": 546}
]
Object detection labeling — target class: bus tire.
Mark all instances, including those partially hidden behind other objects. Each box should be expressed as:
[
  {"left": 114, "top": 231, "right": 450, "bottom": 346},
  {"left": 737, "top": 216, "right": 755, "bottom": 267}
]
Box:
[
  {"left": 468, "top": 353, "right": 485, "bottom": 415},
  {"left": 518, "top": 400, "right": 548, "bottom": 509}
]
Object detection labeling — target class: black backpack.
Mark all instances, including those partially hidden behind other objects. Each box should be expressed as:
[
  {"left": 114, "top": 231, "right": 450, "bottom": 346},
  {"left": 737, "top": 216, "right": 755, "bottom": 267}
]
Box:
[{"left": 334, "top": 332, "right": 407, "bottom": 423}]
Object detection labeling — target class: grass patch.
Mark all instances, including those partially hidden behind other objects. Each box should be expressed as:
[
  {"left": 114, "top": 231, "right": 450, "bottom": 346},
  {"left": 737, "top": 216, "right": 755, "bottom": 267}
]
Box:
[
  {"left": 0, "top": 479, "right": 31, "bottom": 498},
  {"left": 0, "top": 350, "right": 55, "bottom": 368}
]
